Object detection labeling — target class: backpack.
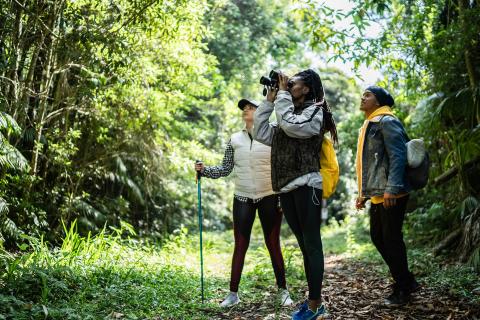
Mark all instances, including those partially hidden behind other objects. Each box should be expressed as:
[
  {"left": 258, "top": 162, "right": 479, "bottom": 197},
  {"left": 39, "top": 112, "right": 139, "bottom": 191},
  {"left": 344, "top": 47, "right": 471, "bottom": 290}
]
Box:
[
  {"left": 406, "top": 138, "right": 430, "bottom": 190},
  {"left": 380, "top": 115, "right": 430, "bottom": 190},
  {"left": 319, "top": 136, "right": 339, "bottom": 198}
]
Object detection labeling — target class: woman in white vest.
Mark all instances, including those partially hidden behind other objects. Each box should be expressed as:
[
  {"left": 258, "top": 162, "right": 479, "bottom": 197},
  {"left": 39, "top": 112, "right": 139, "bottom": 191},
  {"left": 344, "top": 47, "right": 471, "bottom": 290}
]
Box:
[{"left": 195, "top": 98, "right": 293, "bottom": 308}]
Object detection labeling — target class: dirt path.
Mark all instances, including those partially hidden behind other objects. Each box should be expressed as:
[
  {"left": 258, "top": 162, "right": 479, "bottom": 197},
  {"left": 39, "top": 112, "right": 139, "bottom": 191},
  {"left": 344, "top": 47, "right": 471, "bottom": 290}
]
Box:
[{"left": 214, "top": 255, "right": 480, "bottom": 320}]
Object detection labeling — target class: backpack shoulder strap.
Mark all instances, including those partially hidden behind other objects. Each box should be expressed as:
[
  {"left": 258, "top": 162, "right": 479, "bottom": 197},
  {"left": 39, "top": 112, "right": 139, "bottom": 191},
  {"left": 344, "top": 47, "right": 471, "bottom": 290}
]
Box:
[{"left": 379, "top": 114, "right": 411, "bottom": 141}]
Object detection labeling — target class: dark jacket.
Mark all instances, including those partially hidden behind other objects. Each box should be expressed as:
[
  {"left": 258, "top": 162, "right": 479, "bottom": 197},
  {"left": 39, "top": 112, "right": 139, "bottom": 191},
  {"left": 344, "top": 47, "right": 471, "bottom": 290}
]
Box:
[
  {"left": 361, "top": 115, "right": 412, "bottom": 197},
  {"left": 253, "top": 91, "right": 324, "bottom": 193}
]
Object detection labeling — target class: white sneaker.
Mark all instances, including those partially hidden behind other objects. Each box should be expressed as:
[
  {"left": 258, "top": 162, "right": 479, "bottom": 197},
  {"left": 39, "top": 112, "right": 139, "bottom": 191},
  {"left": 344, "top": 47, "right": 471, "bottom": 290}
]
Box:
[
  {"left": 279, "top": 289, "right": 294, "bottom": 306},
  {"left": 220, "top": 292, "right": 240, "bottom": 308}
]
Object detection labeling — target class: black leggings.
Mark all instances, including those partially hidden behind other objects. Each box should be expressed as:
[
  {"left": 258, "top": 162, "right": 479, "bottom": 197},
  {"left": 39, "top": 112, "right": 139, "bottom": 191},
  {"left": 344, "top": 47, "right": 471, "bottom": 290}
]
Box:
[
  {"left": 230, "top": 194, "right": 286, "bottom": 292},
  {"left": 280, "top": 186, "right": 324, "bottom": 300}
]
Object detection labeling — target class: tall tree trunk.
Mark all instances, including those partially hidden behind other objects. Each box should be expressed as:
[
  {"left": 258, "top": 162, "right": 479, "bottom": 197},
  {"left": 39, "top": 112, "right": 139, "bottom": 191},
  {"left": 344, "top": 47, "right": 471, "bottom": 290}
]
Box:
[
  {"left": 6, "top": 0, "right": 24, "bottom": 115},
  {"left": 458, "top": 0, "right": 478, "bottom": 89},
  {"left": 30, "top": 1, "right": 63, "bottom": 175}
]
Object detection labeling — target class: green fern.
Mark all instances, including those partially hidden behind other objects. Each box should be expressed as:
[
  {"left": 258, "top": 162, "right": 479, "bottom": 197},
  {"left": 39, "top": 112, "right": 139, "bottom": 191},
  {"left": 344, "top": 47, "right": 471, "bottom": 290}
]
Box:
[
  {"left": 0, "top": 197, "right": 8, "bottom": 215},
  {"left": 0, "top": 197, "right": 23, "bottom": 241},
  {"left": 0, "top": 136, "right": 29, "bottom": 172},
  {"left": 22, "top": 126, "right": 36, "bottom": 144},
  {"left": 0, "top": 112, "right": 21, "bottom": 136},
  {"left": 0, "top": 113, "right": 29, "bottom": 172},
  {"left": 104, "top": 156, "right": 145, "bottom": 205},
  {"left": 72, "top": 198, "right": 106, "bottom": 222},
  {"left": 435, "top": 86, "right": 479, "bottom": 128}
]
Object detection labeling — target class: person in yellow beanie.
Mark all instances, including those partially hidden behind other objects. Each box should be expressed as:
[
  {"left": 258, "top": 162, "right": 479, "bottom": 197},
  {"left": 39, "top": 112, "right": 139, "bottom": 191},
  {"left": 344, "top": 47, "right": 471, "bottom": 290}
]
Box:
[{"left": 355, "top": 86, "right": 419, "bottom": 307}]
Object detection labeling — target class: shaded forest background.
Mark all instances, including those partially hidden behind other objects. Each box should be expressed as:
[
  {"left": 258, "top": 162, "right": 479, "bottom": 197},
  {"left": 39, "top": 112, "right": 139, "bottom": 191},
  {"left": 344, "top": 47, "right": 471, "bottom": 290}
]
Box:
[{"left": 0, "top": 0, "right": 479, "bottom": 271}]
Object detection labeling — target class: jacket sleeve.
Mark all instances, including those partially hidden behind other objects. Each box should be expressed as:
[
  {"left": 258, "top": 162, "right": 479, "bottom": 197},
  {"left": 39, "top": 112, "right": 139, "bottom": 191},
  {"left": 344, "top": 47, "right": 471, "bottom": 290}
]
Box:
[
  {"left": 253, "top": 100, "right": 275, "bottom": 146},
  {"left": 381, "top": 117, "right": 408, "bottom": 194},
  {"left": 274, "top": 90, "right": 323, "bottom": 139},
  {"left": 202, "top": 141, "right": 234, "bottom": 179}
]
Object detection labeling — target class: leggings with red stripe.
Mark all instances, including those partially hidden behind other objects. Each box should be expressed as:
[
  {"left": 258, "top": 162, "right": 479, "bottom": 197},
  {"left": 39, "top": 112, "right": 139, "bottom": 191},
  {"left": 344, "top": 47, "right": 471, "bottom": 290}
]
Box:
[{"left": 230, "top": 194, "right": 286, "bottom": 292}]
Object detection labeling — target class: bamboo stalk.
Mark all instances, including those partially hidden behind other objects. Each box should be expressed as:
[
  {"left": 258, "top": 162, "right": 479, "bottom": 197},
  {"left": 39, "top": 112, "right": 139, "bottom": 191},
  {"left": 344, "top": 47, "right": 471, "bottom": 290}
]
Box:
[
  {"left": 30, "top": 1, "right": 64, "bottom": 175},
  {"left": 458, "top": 0, "right": 478, "bottom": 89},
  {"left": 6, "top": 0, "right": 24, "bottom": 114}
]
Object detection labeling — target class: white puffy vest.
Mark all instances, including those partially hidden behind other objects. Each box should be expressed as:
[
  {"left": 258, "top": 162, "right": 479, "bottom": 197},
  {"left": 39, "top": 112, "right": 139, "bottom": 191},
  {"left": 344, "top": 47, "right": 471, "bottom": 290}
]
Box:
[{"left": 230, "top": 129, "right": 275, "bottom": 199}]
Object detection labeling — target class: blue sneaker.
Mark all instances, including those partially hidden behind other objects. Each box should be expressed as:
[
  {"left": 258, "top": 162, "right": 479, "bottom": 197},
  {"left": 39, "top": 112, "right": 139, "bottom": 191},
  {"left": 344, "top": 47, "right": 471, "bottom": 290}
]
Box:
[
  {"left": 292, "top": 304, "right": 327, "bottom": 320},
  {"left": 291, "top": 300, "right": 308, "bottom": 317}
]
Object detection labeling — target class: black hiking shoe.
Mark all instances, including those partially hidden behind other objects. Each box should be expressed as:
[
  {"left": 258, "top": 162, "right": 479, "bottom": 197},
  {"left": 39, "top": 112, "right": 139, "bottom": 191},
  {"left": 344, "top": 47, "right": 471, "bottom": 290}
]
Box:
[
  {"left": 407, "top": 279, "right": 420, "bottom": 294},
  {"left": 389, "top": 278, "right": 420, "bottom": 294},
  {"left": 384, "top": 289, "right": 411, "bottom": 307}
]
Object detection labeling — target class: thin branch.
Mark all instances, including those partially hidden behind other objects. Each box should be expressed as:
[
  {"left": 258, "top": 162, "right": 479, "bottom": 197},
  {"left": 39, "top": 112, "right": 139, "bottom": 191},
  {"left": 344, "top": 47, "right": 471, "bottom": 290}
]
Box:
[
  {"left": 109, "top": 0, "right": 160, "bottom": 34},
  {"left": 41, "top": 106, "right": 89, "bottom": 125},
  {"left": 0, "top": 76, "right": 16, "bottom": 86},
  {"left": 434, "top": 157, "right": 480, "bottom": 186},
  {"left": 12, "top": 0, "right": 25, "bottom": 9}
]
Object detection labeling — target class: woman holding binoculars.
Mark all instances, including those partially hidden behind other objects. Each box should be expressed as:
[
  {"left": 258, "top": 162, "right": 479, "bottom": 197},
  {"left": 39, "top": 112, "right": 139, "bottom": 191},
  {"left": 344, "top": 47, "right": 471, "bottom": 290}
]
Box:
[{"left": 254, "top": 68, "right": 338, "bottom": 320}]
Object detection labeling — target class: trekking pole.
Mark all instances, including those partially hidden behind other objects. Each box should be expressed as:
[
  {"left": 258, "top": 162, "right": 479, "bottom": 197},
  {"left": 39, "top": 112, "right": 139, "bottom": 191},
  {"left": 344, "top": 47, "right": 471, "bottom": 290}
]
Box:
[{"left": 195, "top": 160, "right": 205, "bottom": 303}]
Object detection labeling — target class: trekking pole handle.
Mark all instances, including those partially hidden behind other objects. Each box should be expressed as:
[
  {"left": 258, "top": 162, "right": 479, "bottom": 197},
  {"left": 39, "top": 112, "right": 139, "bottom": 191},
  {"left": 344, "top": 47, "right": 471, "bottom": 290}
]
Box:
[{"left": 195, "top": 159, "right": 203, "bottom": 181}]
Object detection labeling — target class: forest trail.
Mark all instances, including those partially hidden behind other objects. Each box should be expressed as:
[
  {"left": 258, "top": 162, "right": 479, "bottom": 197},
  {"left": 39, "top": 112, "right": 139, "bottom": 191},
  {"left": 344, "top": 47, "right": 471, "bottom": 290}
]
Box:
[
  {"left": 208, "top": 235, "right": 480, "bottom": 320},
  {"left": 214, "top": 253, "right": 480, "bottom": 320}
]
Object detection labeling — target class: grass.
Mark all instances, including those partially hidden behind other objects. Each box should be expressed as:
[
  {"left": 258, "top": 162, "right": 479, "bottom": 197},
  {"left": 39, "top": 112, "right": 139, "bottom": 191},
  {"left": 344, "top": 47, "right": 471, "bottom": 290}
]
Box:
[
  {"left": 0, "top": 216, "right": 478, "bottom": 319},
  {"left": 0, "top": 222, "right": 223, "bottom": 320}
]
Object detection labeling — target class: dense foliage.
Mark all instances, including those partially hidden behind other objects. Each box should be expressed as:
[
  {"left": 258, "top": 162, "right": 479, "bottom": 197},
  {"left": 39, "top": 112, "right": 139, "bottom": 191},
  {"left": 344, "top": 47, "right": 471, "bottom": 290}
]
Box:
[
  {"left": 0, "top": 0, "right": 478, "bottom": 270},
  {"left": 0, "top": 0, "right": 306, "bottom": 246},
  {"left": 298, "top": 0, "right": 480, "bottom": 269}
]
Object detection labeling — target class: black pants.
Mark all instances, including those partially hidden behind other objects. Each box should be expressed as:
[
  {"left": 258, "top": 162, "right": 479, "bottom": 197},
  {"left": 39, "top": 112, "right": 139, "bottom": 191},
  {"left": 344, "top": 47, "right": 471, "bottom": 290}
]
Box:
[
  {"left": 280, "top": 186, "right": 324, "bottom": 300},
  {"left": 370, "top": 195, "right": 415, "bottom": 291},
  {"left": 230, "top": 194, "right": 286, "bottom": 292}
]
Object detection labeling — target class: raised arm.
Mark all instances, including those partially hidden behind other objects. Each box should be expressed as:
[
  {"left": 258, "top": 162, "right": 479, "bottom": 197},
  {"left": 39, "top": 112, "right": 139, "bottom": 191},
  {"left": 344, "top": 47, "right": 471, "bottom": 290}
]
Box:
[
  {"left": 253, "top": 100, "right": 275, "bottom": 146},
  {"left": 274, "top": 90, "right": 323, "bottom": 139}
]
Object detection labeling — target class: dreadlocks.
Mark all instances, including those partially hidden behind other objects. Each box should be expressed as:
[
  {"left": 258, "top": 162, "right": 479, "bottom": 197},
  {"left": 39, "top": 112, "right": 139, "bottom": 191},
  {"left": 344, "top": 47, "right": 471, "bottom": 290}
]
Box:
[
  {"left": 294, "top": 69, "right": 338, "bottom": 145},
  {"left": 294, "top": 69, "right": 324, "bottom": 102}
]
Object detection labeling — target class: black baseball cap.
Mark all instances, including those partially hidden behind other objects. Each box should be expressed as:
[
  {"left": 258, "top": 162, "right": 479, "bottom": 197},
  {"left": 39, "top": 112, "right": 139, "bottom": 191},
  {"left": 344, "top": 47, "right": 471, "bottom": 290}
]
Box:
[{"left": 238, "top": 98, "right": 260, "bottom": 110}]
